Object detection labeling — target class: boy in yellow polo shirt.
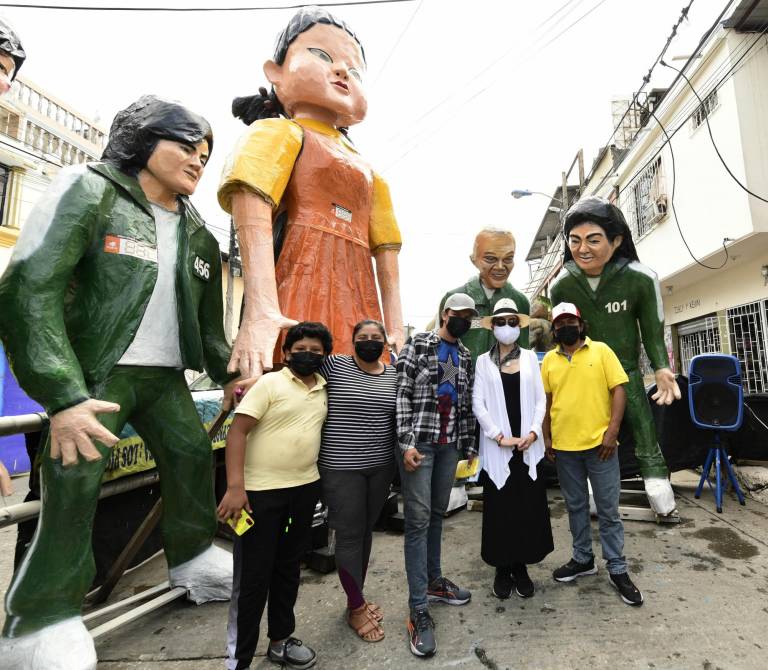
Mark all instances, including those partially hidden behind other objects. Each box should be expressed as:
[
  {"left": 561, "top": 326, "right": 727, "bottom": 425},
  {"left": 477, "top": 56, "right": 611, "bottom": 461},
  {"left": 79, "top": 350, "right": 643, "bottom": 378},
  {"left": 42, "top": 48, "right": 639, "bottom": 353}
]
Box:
[
  {"left": 218, "top": 322, "right": 332, "bottom": 669},
  {"left": 542, "top": 303, "right": 643, "bottom": 607}
]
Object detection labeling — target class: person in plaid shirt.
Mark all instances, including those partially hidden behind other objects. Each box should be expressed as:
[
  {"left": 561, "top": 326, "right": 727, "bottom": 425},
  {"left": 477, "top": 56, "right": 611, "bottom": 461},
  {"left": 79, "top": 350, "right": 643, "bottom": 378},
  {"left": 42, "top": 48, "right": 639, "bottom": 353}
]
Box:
[{"left": 395, "top": 292, "right": 477, "bottom": 658}]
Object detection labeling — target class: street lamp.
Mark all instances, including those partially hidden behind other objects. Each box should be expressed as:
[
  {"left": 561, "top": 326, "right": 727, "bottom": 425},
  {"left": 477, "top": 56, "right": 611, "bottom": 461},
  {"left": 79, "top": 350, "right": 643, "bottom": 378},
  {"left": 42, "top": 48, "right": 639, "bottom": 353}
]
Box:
[{"left": 510, "top": 189, "right": 563, "bottom": 204}]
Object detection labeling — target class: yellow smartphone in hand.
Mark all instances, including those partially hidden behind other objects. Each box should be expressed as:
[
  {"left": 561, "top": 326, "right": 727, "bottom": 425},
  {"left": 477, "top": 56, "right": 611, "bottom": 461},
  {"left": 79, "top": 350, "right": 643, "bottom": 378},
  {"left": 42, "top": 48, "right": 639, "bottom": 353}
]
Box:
[{"left": 226, "top": 509, "right": 254, "bottom": 536}]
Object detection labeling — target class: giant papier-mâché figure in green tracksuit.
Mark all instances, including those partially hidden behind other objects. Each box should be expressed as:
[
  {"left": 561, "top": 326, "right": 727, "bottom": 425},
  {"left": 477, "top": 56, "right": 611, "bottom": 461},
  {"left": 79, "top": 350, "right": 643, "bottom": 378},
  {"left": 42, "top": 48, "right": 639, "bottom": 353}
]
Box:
[
  {"left": 0, "top": 96, "right": 239, "bottom": 670},
  {"left": 550, "top": 197, "right": 680, "bottom": 515}
]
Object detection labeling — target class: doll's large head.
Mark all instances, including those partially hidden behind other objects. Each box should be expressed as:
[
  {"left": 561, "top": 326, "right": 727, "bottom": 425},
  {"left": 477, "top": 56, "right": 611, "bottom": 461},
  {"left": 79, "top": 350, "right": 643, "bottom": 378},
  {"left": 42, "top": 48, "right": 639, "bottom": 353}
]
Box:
[
  {"left": 232, "top": 7, "right": 367, "bottom": 129},
  {"left": 563, "top": 196, "right": 639, "bottom": 276},
  {"left": 102, "top": 95, "right": 213, "bottom": 195},
  {"left": 470, "top": 228, "right": 516, "bottom": 290},
  {"left": 0, "top": 18, "right": 26, "bottom": 95}
]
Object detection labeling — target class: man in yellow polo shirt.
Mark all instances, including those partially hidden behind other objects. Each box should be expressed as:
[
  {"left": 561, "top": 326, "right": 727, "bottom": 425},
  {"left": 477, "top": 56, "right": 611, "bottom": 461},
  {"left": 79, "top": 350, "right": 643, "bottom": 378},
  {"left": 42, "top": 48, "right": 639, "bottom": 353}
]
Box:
[
  {"left": 541, "top": 303, "right": 643, "bottom": 607},
  {"left": 217, "top": 322, "right": 332, "bottom": 670}
]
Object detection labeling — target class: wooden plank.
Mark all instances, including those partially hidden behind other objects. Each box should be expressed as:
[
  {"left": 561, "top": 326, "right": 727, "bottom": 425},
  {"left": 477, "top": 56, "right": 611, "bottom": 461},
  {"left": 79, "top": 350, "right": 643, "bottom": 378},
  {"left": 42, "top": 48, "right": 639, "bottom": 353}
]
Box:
[
  {"left": 82, "top": 582, "right": 170, "bottom": 623},
  {"left": 89, "top": 587, "right": 187, "bottom": 640}
]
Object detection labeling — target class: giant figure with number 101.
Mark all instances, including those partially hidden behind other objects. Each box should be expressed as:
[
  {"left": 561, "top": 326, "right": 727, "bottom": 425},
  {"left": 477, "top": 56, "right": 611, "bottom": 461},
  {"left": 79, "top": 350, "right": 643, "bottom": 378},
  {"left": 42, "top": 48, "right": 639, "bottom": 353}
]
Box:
[{"left": 550, "top": 197, "right": 680, "bottom": 515}]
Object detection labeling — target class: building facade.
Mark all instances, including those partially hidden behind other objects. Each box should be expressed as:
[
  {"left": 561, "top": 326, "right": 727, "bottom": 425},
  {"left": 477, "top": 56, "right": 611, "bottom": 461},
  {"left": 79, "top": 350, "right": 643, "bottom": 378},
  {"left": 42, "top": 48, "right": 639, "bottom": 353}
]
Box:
[{"left": 524, "top": 3, "right": 768, "bottom": 397}]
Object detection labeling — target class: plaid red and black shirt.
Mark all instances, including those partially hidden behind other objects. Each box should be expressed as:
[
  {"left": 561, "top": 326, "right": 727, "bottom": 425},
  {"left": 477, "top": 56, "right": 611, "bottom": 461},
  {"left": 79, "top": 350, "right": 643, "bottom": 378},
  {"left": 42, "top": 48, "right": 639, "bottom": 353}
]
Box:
[{"left": 395, "top": 329, "right": 476, "bottom": 456}]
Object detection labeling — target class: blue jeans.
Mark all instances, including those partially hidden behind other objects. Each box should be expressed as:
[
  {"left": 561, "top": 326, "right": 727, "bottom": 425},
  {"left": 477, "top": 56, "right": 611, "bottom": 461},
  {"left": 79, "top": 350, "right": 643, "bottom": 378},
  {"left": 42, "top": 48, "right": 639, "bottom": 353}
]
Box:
[
  {"left": 555, "top": 447, "right": 627, "bottom": 575},
  {"left": 398, "top": 442, "right": 461, "bottom": 610}
]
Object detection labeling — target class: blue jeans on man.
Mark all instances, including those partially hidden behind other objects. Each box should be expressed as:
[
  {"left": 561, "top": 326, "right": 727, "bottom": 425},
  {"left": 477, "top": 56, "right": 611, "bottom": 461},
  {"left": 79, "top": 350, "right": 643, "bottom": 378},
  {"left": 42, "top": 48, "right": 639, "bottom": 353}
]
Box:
[
  {"left": 555, "top": 446, "right": 627, "bottom": 574},
  {"left": 398, "top": 442, "right": 460, "bottom": 610}
]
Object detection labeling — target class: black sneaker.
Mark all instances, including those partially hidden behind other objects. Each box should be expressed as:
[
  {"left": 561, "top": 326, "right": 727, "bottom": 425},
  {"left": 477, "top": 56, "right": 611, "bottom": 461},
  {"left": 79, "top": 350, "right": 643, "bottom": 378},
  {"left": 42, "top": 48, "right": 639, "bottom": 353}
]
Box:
[
  {"left": 267, "top": 637, "right": 317, "bottom": 668},
  {"left": 492, "top": 568, "right": 513, "bottom": 599},
  {"left": 552, "top": 558, "right": 598, "bottom": 583},
  {"left": 512, "top": 564, "right": 534, "bottom": 598},
  {"left": 427, "top": 576, "right": 471, "bottom": 605},
  {"left": 609, "top": 572, "right": 644, "bottom": 606},
  {"left": 407, "top": 608, "right": 436, "bottom": 657}
]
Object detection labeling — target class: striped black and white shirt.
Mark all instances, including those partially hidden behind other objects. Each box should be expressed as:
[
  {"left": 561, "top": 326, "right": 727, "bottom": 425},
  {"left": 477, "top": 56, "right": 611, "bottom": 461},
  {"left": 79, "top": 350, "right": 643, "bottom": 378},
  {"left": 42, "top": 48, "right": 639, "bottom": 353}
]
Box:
[{"left": 319, "top": 355, "right": 397, "bottom": 470}]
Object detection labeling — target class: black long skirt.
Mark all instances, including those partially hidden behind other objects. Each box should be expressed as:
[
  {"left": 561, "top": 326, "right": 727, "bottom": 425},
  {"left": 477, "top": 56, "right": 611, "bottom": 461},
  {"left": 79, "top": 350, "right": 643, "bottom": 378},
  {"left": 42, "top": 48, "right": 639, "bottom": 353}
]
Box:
[{"left": 480, "top": 454, "right": 554, "bottom": 567}]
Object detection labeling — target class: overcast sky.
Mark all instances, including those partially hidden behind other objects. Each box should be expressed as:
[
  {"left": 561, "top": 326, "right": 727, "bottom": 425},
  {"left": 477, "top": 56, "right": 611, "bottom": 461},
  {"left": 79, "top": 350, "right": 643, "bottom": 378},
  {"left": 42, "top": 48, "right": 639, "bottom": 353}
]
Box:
[{"left": 4, "top": 0, "right": 730, "bottom": 327}]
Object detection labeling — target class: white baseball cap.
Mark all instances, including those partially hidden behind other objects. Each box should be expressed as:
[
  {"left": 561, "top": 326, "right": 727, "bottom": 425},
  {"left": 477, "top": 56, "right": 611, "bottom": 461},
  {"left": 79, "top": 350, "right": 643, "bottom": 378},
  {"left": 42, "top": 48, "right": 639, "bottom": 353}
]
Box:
[{"left": 551, "top": 302, "right": 582, "bottom": 323}]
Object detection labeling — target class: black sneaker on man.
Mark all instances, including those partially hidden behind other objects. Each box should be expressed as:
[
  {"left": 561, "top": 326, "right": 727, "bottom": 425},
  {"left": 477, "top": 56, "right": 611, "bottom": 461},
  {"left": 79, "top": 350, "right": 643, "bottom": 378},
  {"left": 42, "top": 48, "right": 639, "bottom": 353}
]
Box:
[
  {"left": 267, "top": 637, "right": 317, "bottom": 668},
  {"left": 609, "top": 572, "right": 644, "bottom": 606},
  {"left": 427, "top": 576, "right": 471, "bottom": 605},
  {"left": 492, "top": 568, "right": 513, "bottom": 599},
  {"left": 407, "top": 608, "right": 436, "bottom": 657},
  {"left": 512, "top": 564, "right": 534, "bottom": 598},
  {"left": 552, "top": 558, "right": 598, "bottom": 583}
]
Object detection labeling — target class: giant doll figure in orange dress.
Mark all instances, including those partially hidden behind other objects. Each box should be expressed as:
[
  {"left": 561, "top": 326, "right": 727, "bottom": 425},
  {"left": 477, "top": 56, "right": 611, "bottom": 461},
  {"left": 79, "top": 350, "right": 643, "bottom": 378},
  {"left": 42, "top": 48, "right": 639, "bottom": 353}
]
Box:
[{"left": 218, "top": 7, "right": 403, "bottom": 377}]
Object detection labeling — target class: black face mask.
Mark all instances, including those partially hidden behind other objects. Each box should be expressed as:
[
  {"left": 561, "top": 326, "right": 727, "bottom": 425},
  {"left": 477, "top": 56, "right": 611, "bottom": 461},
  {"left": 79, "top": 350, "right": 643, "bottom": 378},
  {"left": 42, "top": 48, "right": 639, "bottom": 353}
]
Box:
[
  {"left": 554, "top": 325, "right": 583, "bottom": 346},
  {"left": 287, "top": 351, "right": 324, "bottom": 376},
  {"left": 446, "top": 316, "right": 471, "bottom": 338},
  {"left": 354, "top": 339, "right": 385, "bottom": 362}
]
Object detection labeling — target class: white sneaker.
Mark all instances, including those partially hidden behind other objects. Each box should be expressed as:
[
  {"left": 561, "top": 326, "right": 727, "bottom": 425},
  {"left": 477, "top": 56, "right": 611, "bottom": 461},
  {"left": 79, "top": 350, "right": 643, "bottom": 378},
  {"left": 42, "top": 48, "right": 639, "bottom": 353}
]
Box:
[
  {"left": 169, "top": 544, "right": 233, "bottom": 604},
  {"left": 0, "top": 617, "right": 96, "bottom": 670}
]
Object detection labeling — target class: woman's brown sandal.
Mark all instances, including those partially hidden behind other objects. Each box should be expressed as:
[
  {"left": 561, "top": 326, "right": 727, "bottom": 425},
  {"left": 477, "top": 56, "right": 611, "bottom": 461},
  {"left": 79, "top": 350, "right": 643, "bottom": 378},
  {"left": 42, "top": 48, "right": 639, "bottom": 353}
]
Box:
[
  {"left": 365, "top": 601, "right": 383, "bottom": 621},
  {"left": 347, "top": 605, "right": 385, "bottom": 642}
]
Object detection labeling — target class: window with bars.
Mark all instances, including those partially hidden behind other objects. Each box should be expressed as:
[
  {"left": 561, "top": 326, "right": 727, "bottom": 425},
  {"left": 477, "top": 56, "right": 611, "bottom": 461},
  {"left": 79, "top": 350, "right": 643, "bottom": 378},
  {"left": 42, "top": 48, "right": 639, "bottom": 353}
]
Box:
[
  {"left": 691, "top": 89, "right": 718, "bottom": 130},
  {"left": 677, "top": 316, "right": 722, "bottom": 377},
  {"left": 727, "top": 300, "right": 768, "bottom": 395},
  {"left": 619, "top": 156, "right": 668, "bottom": 240}
]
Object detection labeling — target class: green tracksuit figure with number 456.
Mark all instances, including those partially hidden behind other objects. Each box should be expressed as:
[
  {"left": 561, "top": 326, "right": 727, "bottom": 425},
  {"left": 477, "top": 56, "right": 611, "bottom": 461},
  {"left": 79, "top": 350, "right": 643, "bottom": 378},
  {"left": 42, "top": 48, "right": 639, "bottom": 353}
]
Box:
[
  {"left": 0, "top": 96, "right": 242, "bottom": 670},
  {"left": 550, "top": 197, "right": 680, "bottom": 516}
]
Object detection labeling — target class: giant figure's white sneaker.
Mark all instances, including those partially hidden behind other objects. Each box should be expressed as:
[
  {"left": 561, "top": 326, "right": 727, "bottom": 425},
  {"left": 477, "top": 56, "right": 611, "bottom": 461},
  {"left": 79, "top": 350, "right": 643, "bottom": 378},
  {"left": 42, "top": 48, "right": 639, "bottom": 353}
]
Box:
[
  {"left": 645, "top": 477, "right": 676, "bottom": 515},
  {"left": 0, "top": 617, "right": 96, "bottom": 670},
  {"left": 169, "top": 543, "right": 233, "bottom": 604}
]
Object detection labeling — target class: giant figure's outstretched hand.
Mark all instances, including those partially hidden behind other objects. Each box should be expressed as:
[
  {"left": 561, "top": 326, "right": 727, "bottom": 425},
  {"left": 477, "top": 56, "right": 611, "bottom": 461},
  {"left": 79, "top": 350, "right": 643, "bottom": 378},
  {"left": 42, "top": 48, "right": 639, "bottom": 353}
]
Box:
[
  {"left": 226, "top": 190, "right": 298, "bottom": 379},
  {"left": 228, "top": 314, "right": 298, "bottom": 378},
  {"left": 49, "top": 399, "right": 121, "bottom": 466},
  {"left": 651, "top": 367, "right": 682, "bottom": 406}
]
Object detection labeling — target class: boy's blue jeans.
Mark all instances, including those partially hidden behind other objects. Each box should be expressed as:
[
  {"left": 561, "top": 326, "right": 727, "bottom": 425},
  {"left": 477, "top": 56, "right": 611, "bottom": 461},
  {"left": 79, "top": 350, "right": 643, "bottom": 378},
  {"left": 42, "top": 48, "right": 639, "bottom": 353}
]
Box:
[
  {"left": 555, "top": 446, "right": 627, "bottom": 575},
  {"left": 398, "top": 442, "right": 460, "bottom": 611}
]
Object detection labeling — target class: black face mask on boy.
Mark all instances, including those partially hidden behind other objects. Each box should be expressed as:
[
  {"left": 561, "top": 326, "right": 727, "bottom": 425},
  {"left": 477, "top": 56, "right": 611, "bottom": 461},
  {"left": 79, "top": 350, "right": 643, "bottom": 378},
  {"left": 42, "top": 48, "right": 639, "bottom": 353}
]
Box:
[
  {"left": 287, "top": 351, "right": 324, "bottom": 376},
  {"left": 446, "top": 315, "right": 471, "bottom": 338}
]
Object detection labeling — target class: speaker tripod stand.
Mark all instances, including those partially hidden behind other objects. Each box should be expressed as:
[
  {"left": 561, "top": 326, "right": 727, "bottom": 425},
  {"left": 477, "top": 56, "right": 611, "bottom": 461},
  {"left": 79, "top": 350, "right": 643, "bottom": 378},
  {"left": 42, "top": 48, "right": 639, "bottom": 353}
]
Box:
[{"left": 694, "top": 430, "right": 746, "bottom": 513}]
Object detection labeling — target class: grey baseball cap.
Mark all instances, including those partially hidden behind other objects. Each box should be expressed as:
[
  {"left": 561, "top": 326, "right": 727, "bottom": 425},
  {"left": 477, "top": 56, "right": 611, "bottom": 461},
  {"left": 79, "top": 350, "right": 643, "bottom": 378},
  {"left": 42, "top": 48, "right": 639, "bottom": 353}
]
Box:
[{"left": 443, "top": 292, "right": 478, "bottom": 316}]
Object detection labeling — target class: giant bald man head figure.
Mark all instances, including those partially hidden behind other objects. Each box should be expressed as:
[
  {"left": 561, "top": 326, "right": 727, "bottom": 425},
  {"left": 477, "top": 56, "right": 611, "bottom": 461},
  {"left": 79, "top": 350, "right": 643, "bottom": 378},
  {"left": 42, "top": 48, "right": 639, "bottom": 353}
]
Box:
[{"left": 470, "top": 228, "right": 516, "bottom": 290}]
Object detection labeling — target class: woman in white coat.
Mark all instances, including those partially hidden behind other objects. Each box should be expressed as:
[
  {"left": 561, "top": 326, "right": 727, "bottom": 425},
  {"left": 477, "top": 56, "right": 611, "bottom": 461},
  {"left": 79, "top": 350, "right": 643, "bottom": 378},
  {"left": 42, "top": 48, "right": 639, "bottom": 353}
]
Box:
[{"left": 473, "top": 299, "right": 554, "bottom": 599}]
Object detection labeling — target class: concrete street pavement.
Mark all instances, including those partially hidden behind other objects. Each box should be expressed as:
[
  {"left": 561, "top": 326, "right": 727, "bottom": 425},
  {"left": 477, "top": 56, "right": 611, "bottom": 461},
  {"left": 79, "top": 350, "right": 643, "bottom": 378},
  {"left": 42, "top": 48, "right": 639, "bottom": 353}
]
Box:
[{"left": 2, "top": 471, "right": 768, "bottom": 669}]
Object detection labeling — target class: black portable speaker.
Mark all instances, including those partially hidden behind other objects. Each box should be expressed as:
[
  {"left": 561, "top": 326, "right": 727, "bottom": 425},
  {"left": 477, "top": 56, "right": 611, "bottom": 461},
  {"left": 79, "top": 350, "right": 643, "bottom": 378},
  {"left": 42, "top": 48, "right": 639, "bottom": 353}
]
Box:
[{"left": 688, "top": 354, "right": 743, "bottom": 431}]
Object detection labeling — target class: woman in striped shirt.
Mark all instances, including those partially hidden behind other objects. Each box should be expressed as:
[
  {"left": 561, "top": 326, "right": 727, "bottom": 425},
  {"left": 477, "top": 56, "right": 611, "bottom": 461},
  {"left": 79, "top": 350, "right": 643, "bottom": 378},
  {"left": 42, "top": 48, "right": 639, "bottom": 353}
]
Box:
[{"left": 319, "top": 320, "right": 397, "bottom": 643}]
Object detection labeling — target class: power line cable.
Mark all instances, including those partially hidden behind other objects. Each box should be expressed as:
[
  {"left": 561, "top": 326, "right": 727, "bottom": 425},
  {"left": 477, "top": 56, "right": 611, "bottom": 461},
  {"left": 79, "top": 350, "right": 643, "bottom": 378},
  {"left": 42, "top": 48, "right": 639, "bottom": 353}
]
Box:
[
  {"left": 589, "top": 25, "right": 759, "bottom": 196},
  {"left": 382, "top": 0, "right": 611, "bottom": 172},
  {"left": 0, "top": 0, "right": 416, "bottom": 10},
  {"left": 661, "top": 56, "right": 768, "bottom": 204},
  {"left": 371, "top": 0, "right": 422, "bottom": 88},
  {"left": 619, "top": 25, "right": 767, "bottom": 195},
  {"left": 647, "top": 106, "right": 729, "bottom": 270},
  {"left": 385, "top": 0, "right": 585, "bottom": 145}
]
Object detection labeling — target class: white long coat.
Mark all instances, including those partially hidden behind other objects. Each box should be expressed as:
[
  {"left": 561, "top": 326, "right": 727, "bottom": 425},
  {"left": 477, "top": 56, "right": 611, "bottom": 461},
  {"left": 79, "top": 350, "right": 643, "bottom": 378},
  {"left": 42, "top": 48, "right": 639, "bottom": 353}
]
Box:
[{"left": 472, "top": 348, "right": 546, "bottom": 489}]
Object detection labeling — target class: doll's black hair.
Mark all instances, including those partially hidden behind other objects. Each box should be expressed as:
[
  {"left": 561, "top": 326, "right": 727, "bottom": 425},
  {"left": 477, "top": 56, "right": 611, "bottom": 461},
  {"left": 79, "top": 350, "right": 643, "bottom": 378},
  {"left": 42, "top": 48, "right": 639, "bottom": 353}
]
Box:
[
  {"left": 102, "top": 95, "right": 213, "bottom": 176},
  {"left": 232, "top": 6, "right": 365, "bottom": 126},
  {"left": 562, "top": 196, "right": 640, "bottom": 263}
]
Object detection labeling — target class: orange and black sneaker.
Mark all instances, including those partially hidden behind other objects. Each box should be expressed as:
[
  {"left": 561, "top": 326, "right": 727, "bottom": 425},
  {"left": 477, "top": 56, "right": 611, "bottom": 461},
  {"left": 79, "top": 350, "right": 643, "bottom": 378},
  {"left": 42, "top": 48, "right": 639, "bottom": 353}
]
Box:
[
  {"left": 407, "top": 608, "right": 436, "bottom": 657},
  {"left": 427, "top": 576, "right": 471, "bottom": 606}
]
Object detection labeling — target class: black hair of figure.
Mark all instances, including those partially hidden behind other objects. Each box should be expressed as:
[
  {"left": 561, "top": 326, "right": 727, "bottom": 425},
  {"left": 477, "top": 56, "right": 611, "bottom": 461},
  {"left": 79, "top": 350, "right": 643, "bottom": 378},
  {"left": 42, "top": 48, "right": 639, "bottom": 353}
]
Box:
[
  {"left": 231, "top": 6, "right": 365, "bottom": 126},
  {"left": 562, "top": 196, "right": 640, "bottom": 263},
  {"left": 101, "top": 95, "right": 213, "bottom": 176}
]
